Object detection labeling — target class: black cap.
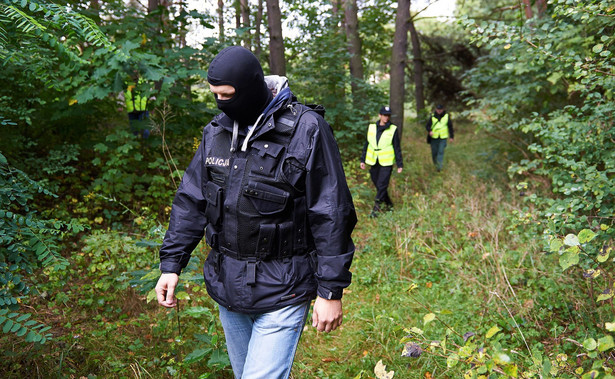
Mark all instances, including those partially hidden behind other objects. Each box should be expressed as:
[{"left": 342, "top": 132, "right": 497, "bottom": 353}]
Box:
[
  {"left": 379, "top": 106, "right": 392, "bottom": 115},
  {"left": 436, "top": 104, "right": 444, "bottom": 110}
]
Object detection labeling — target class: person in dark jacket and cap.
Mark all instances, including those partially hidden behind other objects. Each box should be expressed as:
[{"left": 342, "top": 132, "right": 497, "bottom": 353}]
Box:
[
  {"left": 360, "top": 106, "right": 403, "bottom": 217},
  {"left": 154, "top": 46, "right": 357, "bottom": 379},
  {"left": 425, "top": 104, "right": 454, "bottom": 172}
]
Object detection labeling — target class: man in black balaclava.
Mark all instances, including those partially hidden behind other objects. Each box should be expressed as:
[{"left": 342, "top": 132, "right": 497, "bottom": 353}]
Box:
[
  {"left": 206, "top": 46, "right": 273, "bottom": 127},
  {"left": 155, "top": 46, "right": 357, "bottom": 379}
]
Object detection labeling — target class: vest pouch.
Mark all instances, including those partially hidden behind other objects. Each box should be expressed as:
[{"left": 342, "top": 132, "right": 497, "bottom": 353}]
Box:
[
  {"left": 256, "top": 224, "right": 276, "bottom": 259},
  {"left": 204, "top": 181, "right": 223, "bottom": 225},
  {"left": 249, "top": 141, "right": 284, "bottom": 178},
  {"left": 277, "top": 221, "right": 294, "bottom": 257},
  {"left": 205, "top": 225, "right": 219, "bottom": 250},
  {"left": 243, "top": 181, "right": 289, "bottom": 215}
]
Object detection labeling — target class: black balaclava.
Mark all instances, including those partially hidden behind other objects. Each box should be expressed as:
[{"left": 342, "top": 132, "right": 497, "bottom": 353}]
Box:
[{"left": 207, "top": 46, "right": 272, "bottom": 126}]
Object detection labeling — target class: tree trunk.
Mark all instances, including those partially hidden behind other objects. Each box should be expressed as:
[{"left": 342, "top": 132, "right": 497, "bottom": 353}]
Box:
[
  {"left": 234, "top": 1, "right": 241, "bottom": 31},
  {"left": 522, "top": 0, "right": 533, "bottom": 19},
  {"left": 390, "top": 0, "right": 410, "bottom": 137},
  {"left": 332, "top": 0, "right": 341, "bottom": 21},
  {"left": 536, "top": 0, "right": 547, "bottom": 17},
  {"left": 240, "top": 0, "right": 251, "bottom": 50},
  {"left": 148, "top": 0, "right": 158, "bottom": 14},
  {"left": 408, "top": 15, "right": 424, "bottom": 116},
  {"left": 254, "top": 0, "right": 263, "bottom": 60},
  {"left": 344, "top": 0, "right": 365, "bottom": 109},
  {"left": 218, "top": 0, "right": 225, "bottom": 43},
  {"left": 178, "top": 0, "right": 186, "bottom": 48},
  {"left": 266, "top": 0, "right": 286, "bottom": 75}
]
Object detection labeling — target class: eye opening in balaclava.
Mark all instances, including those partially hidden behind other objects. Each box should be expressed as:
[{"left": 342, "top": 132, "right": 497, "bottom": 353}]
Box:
[{"left": 207, "top": 46, "right": 272, "bottom": 126}]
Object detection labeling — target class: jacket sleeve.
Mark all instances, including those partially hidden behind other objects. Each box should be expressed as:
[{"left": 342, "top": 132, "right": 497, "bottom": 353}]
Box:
[
  {"left": 304, "top": 114, "right": 357, "bottom": 300},
  {"left": 425, "top": 116, "right": 433, "bottom": 132},
  {"left": 159, "top": 138, "right": 208, "bottom": 275},
  {"left": 360, "top": 139, "right": 368, "bottom": 163},
  {"left": 393, "top": 128, "right": 403, "bottom": 168},
  {"left": 448, "top": 115, "right": 454, "bottom": 139}
]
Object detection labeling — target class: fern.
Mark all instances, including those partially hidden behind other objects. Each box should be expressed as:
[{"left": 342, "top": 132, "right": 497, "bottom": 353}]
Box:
[{"left": 0, "top": 0, "right": 113, "bottom": 64}]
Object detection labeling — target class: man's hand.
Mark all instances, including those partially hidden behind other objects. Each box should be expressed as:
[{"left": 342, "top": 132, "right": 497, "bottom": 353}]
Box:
[
  {"left": 155, "top": 273, "right": 179, "bottom": 308},
  {"left": 449, "top": 138, "right": 454, "bottom": 142},
  {"left": 429, "top": 131, "right": 434, "bottom": 136},
  {"left": 397, "top": 167, "right": 403, "bottom": 174},
  {"left": 360, "top": 162, "right": 366, "bottom": 170},
  {"left": 312, "top": 297, "right": 343, "bottom": 332}
]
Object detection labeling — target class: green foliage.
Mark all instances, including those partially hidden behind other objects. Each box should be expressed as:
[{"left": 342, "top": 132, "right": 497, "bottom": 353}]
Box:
[
  {"left": 455, "top": 1, "right": 615, "bottom": 377},
  {"left": 87, "top": 128, "right": 179, "bottom": 225},
  {"left": 460, "top": 1, "right": 615, "bottom": 237},
  {"left": 0, "top": 151, "right": 85, "bottom": 344}
]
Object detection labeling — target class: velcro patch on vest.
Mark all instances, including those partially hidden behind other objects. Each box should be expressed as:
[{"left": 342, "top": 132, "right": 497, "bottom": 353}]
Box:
[{"left": 277, "top": 117, "right": 295, "bottom": 128}]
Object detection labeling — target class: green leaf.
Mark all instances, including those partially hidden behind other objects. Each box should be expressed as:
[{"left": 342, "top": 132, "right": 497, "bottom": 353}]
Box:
[
  {"left": 583, "top": 338, "right": 597, "bottom": 351},
  {"left": 408, "top": 327, "right": 424, "bottom": 335},
  {"left": 25, "top": 331, "right": 37, "bottom": 342},
  {"left": 592, "top": 44, "right": 603, "bottom": 53},
  {"left": 547, "top": 72, "right": 562, "bottom": 85},
  {"left": 184, "top": 307, "right": 214, "bottom": 318},
  {"left": 184, "top": 347, "right": 212, "bottom": 364},
  {"left": 606, "top": 322, "right": 615, "bottom": 332},
  {"left": 446, "top": 353, "right": 459, "bottom": 368},
  {"left": 175, "top": 291, "right": 190, "bottom": 300},
  {"left": 423, "top": 313, "right": 435, "bottom": 325},
  {"left": 597, "top": 335, "right": 614, "bottom": 352},
  {"left": 16, "top": 326, "right": 27, "bottom": 337},
  {"left": 564, "top": 234, "right": 579, "bottom": 246},
  {"left": 502, "top": 363, "right": 518, "bottom": 377},
  {"left": 549, "top": 238, "right": 563, "bottom": 252},
  {"left": 559, "top": 250, "right": 579, "bottom": 270},
  {"left": 486, "top": 326, "right": 501, "bottom": 339},
  {"left": 578, "top": 229, "right": 596, "bottom": 243},
  {"left": 208, "top": 348, "right": 230, "bottom": 367},
  {"left": 542, "top": 357, "right": 552, "bottom": 378},
  {"left": 598, "top": 246, "right": 610, "bottom": 263},
  {"left": 146, "top": 288, "right": 157, "bottom": 303},
  {"left": 597, "top": 289, "right": 613, "bottom": 302},
  {"left": 3, "top": 319, "right": 14, "bottom": 333}
]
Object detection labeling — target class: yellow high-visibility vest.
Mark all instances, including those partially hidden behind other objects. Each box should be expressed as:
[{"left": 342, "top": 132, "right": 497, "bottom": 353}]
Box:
[
  {"left": 365, "top": 123, "right": 396, "bottom": 166},
  {"left": 431, "top": 114, "right": 449, "bottom": 139},
  {"left": 125, "top": 82, "right": 148, "bottom": 113}
]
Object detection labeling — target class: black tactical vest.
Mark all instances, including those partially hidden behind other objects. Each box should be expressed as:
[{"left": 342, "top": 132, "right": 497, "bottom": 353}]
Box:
[{"left": 202, "top": 103, "right": 315, "bottom": 270}]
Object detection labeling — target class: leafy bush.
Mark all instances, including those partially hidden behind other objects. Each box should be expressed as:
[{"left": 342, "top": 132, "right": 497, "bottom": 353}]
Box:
[{"left": 0, "top": 152, "right": 85, "bottom": 343}]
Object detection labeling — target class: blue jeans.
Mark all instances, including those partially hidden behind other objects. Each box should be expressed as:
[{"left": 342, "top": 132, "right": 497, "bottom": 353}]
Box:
[
  {"left": 219, "top": 301, "right": 311, "bottom": 379},
  {"left": 430, "top": 138, "right": 447, "bottom": 171}
]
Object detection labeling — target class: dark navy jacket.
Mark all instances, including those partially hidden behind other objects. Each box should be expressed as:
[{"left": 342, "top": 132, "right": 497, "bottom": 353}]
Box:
[{"left": 159, "top": 90, "right": 357, "bottom": 313}]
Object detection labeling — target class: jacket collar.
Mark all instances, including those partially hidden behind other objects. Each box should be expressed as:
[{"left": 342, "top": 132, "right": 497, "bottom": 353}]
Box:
[{"left": 211, "top": 90, "right": 296, "bottom": 143}]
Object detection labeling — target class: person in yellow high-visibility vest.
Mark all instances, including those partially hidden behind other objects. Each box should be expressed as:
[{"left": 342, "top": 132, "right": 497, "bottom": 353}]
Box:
[
  {"left": 360, "top": 106, "right": 403, "bottom": 217},
  {"left": 124, "top": 74, "right": 151, "bottom": 138},
  {"left": 425, "top": 104, "right": 454, "bottom": 172}
]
